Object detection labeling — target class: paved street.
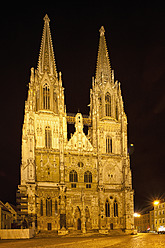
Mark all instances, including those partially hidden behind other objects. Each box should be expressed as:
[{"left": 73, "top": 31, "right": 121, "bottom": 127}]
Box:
[{"left": 0, "top": 233, "right": 165, "bottom": 248}]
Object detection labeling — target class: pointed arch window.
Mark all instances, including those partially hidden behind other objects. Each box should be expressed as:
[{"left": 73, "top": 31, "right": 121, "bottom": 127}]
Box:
[
  {"left": 55, "top": 199, "right": 58, "bottom": 214},
  {"left": 45, "top": 126, "right": 52, "bottom": 148},
  {"left": 114, "top": 199, "right": 118, "bottom": 217},
  {"left": 46, "top": 198, "right": 52, "bottom": 216},
  {"left": 106, "top": 136, "right": 112, "bottom": 153},
  {"left": 105, "top": 199, "right": 110, "bottom": 217},
  {"left": 43, "top": 83, "right": 50, "bottom": 110},
  {"left": 69, "top": 170, "right": 78, "bottom": 182},
  {"left": 69, "top": 170, "right": 78, "bottom": 188},
  {"left": 105, "top": 92, "right": 111, "bottom": 116},
  {"left": 84, "top": 171, "right": 92, "bottom": 188},
  {"left": 84, "top": 171, "right": 92, "bottom": 183}
]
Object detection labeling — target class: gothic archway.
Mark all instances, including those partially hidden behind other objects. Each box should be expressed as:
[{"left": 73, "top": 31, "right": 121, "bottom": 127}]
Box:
[
  {"left": 74, "top": 206, "right": 81, "bottom": 230},
  {"left": 77, "top": 218, "right": 81, "bottom": 230}
]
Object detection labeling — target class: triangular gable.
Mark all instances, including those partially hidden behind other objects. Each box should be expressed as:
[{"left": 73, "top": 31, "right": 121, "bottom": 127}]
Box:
[{"left": 66, "top": 113, "right": 93, "bottom": 152}]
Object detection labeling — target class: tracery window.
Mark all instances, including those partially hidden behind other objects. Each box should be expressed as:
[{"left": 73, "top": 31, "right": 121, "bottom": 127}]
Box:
[
  {"left": 69, "top": 170, "right": 78, "bottom": 182},
  {"left": 84, "top": 171, "right": 92, "bottom": 183},
  {"left": 84, "top": 171, "right": 92, "bottom": 188},
  {"left": 46, "top": 198, "right": 52, "bottom": 216},
  {"left": 105, "top": 199, "right": 110, "bottom": 217},
  {"left": 105, "top": 92, "right": 111, "bottom": 116},
  {"left": 45, "top": 126, "right": 52, "bottom": 148},
  {"left": 69, "top": 170, "right": 78, "bottom": 188},
  {"left": 114, "top": 199, "right": 118, "bottom": 217},
  {"left": 106, "top": 136, "right": 112, "bottom": 153},
  {"left": 55, "top": 199, "right": 58, "bottom": 214},
  {"left": 43, "top": 83, "right": 50, "bottom": 109}
]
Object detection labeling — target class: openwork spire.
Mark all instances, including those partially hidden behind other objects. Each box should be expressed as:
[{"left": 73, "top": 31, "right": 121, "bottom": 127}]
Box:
[
  {"left": 95, "top": 26, "right": 111, "bottom": 84},
  {"left": 38, "top": 14, "right": 57, "bottom": 76}
]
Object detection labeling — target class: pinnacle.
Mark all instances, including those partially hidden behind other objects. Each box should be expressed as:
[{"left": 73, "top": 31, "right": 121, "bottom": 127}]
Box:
[
  {"left": 99, "top": 26, "right": 105, "bottom": 36},
  {"left": 43, "top": 14, "right": 50, "bottom": 23}
]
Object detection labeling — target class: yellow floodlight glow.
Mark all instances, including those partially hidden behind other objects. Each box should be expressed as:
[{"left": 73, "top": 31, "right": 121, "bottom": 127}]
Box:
[
  {"left": 153, "top": 200, "right": 160, "bottom": 206},
  {"left": 134, "top": 213, "right": 141, "bottom": 217}
]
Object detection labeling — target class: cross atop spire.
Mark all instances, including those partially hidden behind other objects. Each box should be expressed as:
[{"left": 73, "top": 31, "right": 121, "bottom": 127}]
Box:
[
  {"left": 37, "top": 14, "right": 57, "bottom": 77},
  {"left": 95, "top": 26, "right": 111, "bottom": 84}
]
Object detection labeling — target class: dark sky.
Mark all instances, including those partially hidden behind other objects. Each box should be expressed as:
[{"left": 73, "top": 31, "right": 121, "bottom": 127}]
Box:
[{"left": 0, "top": 2, "right": 165, "bottom": 212}]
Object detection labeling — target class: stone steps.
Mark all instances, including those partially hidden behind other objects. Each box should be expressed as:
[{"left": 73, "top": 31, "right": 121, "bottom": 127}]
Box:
[
  {"left": 35, "top": 230, "right": 58, "bottom": 238},
  {"left": 35, "top": 229, "right": 125, "bottom": 238}
]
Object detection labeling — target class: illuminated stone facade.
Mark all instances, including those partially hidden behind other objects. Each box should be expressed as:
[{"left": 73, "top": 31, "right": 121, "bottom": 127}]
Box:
[{"left": 17, "top": 15, "right": 134, "bottom": 233}]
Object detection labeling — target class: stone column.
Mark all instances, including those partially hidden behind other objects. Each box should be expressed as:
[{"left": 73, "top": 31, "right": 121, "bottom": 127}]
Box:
[{"left": 81, "top": 191, "right": 86, "bottom": 233}]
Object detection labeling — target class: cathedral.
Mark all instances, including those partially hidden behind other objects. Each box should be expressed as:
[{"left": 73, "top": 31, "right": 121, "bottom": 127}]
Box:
[{"left": 17, "top": 14, "right": 134, "bottom": 233}]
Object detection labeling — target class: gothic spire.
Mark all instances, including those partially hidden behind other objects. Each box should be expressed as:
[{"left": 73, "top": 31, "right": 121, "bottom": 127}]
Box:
[
  {"left": 95, "top": 26, "right": 111, "bottom": 84},
  {"left": 37, "top": 14, "right": 57, "bottom": 77}
]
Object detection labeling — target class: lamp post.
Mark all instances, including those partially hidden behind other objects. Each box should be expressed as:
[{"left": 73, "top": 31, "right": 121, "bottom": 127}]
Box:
[
  {"left": 134, "top": 213, "right": 141, "bottom": 232},
  {"left": 153, "top": 200, "right": 160, "bottom": 232}
]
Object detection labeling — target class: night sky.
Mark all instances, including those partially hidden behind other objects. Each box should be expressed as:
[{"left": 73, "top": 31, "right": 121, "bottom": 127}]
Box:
[{"left": 0, "top": 2, "right": 165, "bottom": 213}]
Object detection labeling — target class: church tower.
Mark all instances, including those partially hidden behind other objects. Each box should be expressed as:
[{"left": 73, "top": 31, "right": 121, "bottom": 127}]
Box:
[
  {"left": 17, "top": 16, "right": 134, "bottom": 233},
  {"left": 89, "top": 26, "right": 134, "bottom": 231},
  {"left": 17, "top": 15, "right": 67, "bottom": 229}
]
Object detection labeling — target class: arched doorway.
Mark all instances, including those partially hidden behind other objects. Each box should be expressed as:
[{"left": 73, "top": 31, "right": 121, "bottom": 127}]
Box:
[
  {"left": 74, "top": 206, "right": 81, "bottom": 231},
  {"left": 77, "top": 218, "right": 81, "bottom": 230},
  {"left": 110, "top": 223, "right": 113, "bottom": 230}
]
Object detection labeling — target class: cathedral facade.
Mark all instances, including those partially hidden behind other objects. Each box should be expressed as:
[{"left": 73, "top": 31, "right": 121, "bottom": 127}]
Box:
[{"left": 17, "top": 15, "right": 134, "bottom": 233}]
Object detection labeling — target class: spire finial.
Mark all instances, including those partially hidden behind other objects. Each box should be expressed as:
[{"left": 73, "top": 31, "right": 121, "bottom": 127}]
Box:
[
  {"left": 43, "top": 14, "right": 50, "bottom": 23},
  {"left": 99, "top": 26, "right": 105, "bottom": 36}
]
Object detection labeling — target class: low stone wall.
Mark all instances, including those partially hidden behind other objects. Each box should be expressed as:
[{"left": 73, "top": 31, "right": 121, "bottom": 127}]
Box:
[{"left": 0, "top": 228, "right": 35, "bottom": 239}]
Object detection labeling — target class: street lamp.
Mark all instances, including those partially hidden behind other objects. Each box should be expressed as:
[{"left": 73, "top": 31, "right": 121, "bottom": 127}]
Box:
[
  {"left": 153, "top": 200, "right": 160, "bottom": 206},
  {"left": 134, "top": 213, "right": 141, "bottom": 218},
  {"left": 134, "top": 213, "right": 141, "bottom": 232},
  {"left": 153, "top": 200, "right": 160, "bottom": 232}
]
